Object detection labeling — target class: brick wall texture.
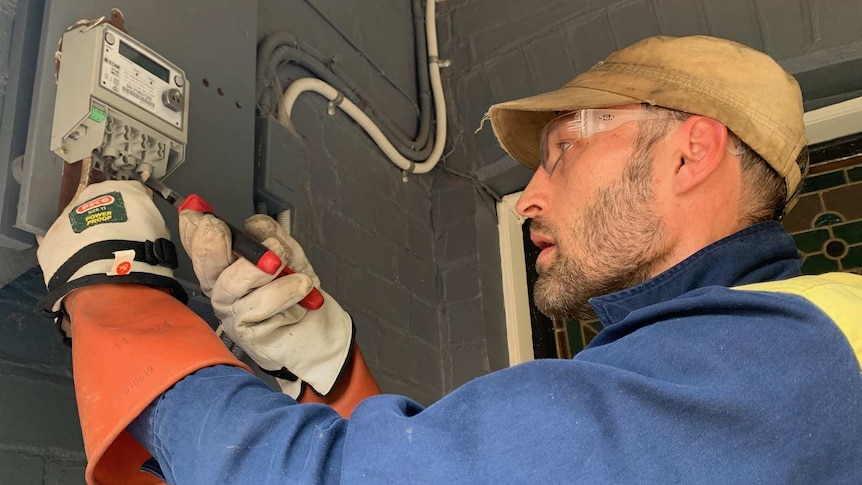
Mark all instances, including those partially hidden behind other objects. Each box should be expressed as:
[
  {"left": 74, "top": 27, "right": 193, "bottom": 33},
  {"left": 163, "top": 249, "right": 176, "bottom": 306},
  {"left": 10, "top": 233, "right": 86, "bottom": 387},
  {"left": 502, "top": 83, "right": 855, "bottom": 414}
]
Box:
[{"left": 1, "top": 1, "right": 89, "bottom": 482}]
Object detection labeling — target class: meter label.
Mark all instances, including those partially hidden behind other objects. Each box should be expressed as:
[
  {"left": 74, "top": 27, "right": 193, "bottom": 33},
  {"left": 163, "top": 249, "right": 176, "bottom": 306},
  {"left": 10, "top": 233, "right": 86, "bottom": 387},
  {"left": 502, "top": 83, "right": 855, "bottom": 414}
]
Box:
[
  {"left": 103, "top": 57, "right": 157, "bottom": 112},
  {"left": 120, "top": 72, "right": 156, "bottom": 109}
]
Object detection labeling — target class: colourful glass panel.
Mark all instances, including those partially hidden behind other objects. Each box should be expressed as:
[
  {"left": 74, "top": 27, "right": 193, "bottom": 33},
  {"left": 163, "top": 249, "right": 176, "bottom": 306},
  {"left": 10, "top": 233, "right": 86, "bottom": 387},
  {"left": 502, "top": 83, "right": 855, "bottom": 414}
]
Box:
[
  {"left": 566, "top": 319, "right": 582, "bottom": 355},
  {"left": 792, "top": 229, "right": 830, "bottom": 253},
  {"left": 826, "top": 239, "right": 848, "bottom": 258},
  {"left": 822, "top": 185, "right": 862, "bottom": 221},
  {"left": 833, "top": 221, "right": 862, "bottom": 244},
  {"left": 782, "top": 194, "right": 822, "bottom": 233},
  {"left": 565, "top": 319, "right": 603, "bottom": 358},
  {"left": 802, "top": 171, "right": 847, "bottom": 193},
  {"left": 801, "top": 254, "right": 840, "bottom": 274},
  {"left": 843, "top": 245, "right": 862, "bottom": 270},
  {"left": 582, "top": 322, "right": 601, "bottom": 348},
  {"left": 814, "top": 212, "right": 844, "bottom": 227}
]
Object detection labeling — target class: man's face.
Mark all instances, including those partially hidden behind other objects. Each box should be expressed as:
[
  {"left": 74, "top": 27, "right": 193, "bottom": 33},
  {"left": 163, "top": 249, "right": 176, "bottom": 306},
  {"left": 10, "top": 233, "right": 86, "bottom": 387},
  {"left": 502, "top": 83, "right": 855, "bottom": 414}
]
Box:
[{"left": 516, "top": 110, "right": 672, "bottom": 320}]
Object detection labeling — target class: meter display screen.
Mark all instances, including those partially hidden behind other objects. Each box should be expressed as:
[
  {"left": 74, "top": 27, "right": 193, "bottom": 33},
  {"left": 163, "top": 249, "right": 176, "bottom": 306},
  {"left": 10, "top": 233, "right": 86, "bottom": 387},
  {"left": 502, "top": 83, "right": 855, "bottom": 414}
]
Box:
[{"left": 119, "top": 40, "right": 170, "bottom": 82}]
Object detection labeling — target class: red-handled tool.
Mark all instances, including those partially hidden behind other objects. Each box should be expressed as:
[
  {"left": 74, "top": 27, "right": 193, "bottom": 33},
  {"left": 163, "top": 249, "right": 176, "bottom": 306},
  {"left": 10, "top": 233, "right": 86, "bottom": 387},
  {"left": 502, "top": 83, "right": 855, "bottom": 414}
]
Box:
[{"left": 140, "top": 176, "right": 324, "bottom": 310}]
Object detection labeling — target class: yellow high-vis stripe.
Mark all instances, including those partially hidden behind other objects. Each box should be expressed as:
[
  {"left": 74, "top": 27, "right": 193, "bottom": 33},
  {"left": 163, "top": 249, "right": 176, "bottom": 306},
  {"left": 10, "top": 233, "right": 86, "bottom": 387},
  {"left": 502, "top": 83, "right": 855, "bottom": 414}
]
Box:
[{"left": 734, "top": 272, "right": 862, "bottom": 371}]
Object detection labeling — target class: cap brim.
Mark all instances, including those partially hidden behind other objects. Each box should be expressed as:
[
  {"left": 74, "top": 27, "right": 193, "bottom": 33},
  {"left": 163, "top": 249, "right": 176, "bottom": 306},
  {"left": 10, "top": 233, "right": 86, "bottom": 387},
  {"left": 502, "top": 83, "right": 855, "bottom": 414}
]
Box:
[{"left": 488, "top": 86, "right": 643, "bottom": 169}]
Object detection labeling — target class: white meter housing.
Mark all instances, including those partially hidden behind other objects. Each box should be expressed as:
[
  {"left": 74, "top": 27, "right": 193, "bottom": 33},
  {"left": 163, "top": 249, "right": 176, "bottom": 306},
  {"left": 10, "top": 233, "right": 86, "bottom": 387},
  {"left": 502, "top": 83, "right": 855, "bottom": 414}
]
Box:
[{"left": 51, "top": 23, "right": 188, "bottom": 179}]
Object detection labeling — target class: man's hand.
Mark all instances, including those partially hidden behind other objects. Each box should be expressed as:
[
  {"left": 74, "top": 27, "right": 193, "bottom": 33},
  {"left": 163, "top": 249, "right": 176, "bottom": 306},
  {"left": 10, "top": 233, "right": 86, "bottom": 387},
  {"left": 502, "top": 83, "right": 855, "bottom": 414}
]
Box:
[
  {"left": 179, "top": 211, "right": 352, "bottom": 398},
  {"left": 36, "top": 180, "right": 186, "bottom": 325}
]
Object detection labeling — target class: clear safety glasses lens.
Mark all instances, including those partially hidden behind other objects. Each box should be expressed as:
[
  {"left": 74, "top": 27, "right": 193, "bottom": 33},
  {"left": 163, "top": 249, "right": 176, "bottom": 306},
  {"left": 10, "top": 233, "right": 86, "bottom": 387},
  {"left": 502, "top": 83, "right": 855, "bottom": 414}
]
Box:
[
  {"left": 539, "top": 109, "right": 666, "bottom": 174},
  {"left": 539, "top": 111, "right": 584, "bottom": 175}
]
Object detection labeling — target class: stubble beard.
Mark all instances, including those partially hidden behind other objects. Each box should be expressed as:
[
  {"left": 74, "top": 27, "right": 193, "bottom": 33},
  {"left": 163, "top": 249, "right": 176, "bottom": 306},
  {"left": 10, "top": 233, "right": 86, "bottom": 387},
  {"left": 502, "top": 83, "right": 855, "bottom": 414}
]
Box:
[{"left": 532, "top": 156, "right": 669, "bottom": 321}]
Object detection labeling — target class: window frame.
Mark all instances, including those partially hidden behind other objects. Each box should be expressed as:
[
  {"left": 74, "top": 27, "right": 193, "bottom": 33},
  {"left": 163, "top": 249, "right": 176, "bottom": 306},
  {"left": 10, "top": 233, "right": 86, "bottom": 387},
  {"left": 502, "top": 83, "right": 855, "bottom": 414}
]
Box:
[{"left": 496, "top": 192, "right": 533, "bottom": 366}]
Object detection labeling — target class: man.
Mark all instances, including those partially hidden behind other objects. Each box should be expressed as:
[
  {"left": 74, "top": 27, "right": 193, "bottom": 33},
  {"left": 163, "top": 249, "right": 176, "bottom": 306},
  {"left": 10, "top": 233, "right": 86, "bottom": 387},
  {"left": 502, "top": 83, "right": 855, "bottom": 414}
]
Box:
[{"left": 38, "top": 35, "right": 862, "bottom": 484}]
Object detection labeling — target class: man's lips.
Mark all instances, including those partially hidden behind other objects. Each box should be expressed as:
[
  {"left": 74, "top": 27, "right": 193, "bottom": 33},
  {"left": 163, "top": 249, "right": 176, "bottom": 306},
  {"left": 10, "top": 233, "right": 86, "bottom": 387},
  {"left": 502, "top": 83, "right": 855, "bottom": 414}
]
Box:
[
  {"left": 530, "top": 232, "right": 555, "bottom": 250},
  {"left": 531, "top": 233, "right": 556, "bottom": 268}
]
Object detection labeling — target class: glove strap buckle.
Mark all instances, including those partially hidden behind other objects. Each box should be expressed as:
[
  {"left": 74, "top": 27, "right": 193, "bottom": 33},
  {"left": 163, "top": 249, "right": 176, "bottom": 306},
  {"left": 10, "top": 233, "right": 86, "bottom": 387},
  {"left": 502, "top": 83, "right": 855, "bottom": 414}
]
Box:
[{"left": 144, "top": 238, "right": 179, "bottom": 269}]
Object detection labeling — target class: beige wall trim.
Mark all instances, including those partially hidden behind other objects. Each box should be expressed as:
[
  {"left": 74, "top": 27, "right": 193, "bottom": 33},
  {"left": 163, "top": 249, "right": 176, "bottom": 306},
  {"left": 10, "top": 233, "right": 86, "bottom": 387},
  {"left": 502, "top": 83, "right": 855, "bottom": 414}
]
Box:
[
  {"left": 804, "top": 95, "right": 862, "bottom": 145},
  {"left": 497, "top": 192, "right": 534, "bottom": 366}
]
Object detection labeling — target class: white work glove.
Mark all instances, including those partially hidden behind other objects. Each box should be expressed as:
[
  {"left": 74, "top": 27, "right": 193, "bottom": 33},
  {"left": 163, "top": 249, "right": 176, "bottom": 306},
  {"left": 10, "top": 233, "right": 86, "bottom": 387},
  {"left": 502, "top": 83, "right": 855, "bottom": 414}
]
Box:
[
  {"left": 179, "top": 211, "right": 352, "bottom": 398},
  {"left": 36, "top": 181, "right": 187, "bottom": 333}
]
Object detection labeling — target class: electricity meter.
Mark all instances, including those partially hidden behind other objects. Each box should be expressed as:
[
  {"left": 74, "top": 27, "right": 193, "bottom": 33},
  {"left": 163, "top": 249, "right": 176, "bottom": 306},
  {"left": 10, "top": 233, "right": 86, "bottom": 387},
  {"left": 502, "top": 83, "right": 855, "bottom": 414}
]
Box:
[{"left": 50, "top": 23, "right": 188, "bottom": 179}]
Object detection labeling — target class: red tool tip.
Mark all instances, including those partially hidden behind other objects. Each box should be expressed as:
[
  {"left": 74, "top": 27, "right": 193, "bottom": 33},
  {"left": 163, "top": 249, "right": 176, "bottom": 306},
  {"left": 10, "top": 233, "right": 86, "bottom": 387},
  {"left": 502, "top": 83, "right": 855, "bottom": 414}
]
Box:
[
  {"left": 302, "top": 288, "right": 325, "bottom": 310},
  {"left": 257, "top": 251, "right": 282, "bottom": 275},
  {"left": 178, "top": 194, "right": 214, "bottom": 213}
]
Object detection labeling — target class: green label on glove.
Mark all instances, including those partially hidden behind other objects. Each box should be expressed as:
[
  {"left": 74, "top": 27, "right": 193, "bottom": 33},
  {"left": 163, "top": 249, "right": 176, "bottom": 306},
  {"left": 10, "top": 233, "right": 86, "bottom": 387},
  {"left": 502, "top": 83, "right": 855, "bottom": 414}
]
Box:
[{"left": 68, "top": 191, "right": 128, "bottom": 233}]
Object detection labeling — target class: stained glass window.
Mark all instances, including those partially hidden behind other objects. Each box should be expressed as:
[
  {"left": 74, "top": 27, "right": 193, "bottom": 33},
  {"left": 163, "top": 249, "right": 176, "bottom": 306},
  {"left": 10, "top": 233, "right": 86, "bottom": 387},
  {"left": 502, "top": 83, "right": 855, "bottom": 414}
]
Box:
[
  {"left": 783, "top": 154, "right": 862, "bottom": 275},
  {"left": 556, "top": 318, "right": 602, "bottom": 359}
]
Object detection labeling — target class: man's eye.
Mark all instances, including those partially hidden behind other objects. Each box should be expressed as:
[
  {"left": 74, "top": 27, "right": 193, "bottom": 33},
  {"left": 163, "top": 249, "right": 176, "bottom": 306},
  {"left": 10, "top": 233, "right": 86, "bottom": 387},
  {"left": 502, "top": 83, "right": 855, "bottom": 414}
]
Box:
[
  {"left": 542, "top": 138, "right": 582, "bottom": 175},
  {"left": 546, "top": 141, "right": 571, "bottom": 161}
]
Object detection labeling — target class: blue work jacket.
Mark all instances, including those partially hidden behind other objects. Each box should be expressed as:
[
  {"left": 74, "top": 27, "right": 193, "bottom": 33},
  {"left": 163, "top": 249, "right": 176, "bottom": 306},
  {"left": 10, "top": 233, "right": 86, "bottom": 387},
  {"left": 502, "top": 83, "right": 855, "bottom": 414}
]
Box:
[{"left": 130, "top": 221, "right": 862, "bottom": 483}]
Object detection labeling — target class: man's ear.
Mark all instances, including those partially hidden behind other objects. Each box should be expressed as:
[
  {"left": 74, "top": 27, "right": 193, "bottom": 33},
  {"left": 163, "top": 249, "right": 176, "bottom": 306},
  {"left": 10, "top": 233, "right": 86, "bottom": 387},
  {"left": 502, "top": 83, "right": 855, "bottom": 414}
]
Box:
[{"left": 672, "top": 116, "right": 730, "bottom": 196}]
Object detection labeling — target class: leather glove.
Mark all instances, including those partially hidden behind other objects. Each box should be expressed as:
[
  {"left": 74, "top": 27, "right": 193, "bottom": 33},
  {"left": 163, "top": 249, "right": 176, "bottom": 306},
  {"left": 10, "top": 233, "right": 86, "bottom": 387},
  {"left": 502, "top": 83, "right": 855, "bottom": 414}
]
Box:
[
  {"left": 36, "top": 180, "right": 186, "bottom": 324},
  {"left": 179, "top": 211, "right": 352, "bottom": 399}
]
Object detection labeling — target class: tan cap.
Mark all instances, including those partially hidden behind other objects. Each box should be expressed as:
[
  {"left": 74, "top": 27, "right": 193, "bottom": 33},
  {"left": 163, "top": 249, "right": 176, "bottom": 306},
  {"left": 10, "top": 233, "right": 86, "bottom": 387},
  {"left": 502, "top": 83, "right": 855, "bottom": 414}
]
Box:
[{"left": 488, "top": 35, "right": 806, "bottom": 198}]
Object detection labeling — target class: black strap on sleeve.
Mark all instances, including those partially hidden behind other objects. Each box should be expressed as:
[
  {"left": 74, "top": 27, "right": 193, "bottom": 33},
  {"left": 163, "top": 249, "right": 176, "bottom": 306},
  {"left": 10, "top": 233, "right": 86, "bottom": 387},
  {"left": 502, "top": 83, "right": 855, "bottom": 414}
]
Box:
[
  {"left": 46, "top": 238, "right": 178, "bottom": 292},
  {"left": 36, "top": 238, "right": 186, "bottom": 320},
  {"left": 36, "top": 272, "right": 188, "bottom": 319}
]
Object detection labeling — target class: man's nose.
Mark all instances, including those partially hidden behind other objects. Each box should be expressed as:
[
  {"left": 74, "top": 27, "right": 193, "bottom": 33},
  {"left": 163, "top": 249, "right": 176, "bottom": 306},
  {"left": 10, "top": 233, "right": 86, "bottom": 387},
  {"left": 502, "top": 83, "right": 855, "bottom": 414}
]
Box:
[{"left": 516, "top": 168, "right": 549, "bottom": 219}]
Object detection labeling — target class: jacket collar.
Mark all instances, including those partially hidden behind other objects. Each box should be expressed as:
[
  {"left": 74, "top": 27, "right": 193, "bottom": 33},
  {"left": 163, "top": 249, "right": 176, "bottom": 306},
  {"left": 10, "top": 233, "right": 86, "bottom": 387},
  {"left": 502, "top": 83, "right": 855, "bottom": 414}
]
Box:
[{"left": 589, "top": 221, "right": 802, "bottom": 327}]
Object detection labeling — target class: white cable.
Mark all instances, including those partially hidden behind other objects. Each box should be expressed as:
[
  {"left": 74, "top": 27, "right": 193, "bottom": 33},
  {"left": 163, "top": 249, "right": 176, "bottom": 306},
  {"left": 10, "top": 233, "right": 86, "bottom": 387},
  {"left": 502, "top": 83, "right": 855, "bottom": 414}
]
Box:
[
  {"left": 277, "top": 210, "right": 291, "bottom": 235},
  {"left": 277, "top": 0, "right": 446, "bottom": 175}
]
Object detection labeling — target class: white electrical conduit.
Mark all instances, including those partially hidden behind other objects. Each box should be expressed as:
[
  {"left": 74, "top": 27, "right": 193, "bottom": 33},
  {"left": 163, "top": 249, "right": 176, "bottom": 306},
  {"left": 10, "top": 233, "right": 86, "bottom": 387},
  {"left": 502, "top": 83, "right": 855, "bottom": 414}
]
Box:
[{"left": 277, "top": 0, "right": 447, "bottom": 175}]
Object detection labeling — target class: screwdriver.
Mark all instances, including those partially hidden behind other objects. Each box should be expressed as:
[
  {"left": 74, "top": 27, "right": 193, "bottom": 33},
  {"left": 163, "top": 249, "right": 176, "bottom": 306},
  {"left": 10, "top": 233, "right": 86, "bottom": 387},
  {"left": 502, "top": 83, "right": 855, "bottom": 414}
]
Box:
[{"left": 139, "top": 175, "right": 325, "bottom": 310}]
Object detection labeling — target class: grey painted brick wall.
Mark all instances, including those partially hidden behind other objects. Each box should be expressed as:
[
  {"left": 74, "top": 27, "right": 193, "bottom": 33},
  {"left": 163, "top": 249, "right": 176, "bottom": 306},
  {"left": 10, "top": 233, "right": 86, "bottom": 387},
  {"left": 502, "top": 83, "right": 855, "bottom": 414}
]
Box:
[
  {"left": 0, "top": 0, "right": 88, "bottom": 482},
  {"left": 0, "top": 269, "right": 86, "bottom": 483},
  {"left": 0, "top": 0, "right": 14, "bottom": 126},
  {"left": 258, "top": 0, "right": 453, "bottom": 404},
  {"left": 282, "top": 92, "right": 444, "bottom": 403}
]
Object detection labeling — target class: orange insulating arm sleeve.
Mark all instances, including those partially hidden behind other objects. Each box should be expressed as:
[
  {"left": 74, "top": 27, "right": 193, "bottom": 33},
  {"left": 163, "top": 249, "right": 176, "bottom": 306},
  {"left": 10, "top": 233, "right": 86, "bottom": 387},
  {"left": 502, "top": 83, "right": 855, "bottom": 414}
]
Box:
[
  {"left": 297, "top": 343, "right": 381, "bottom": 417},
  {"left": 64, "top": 284, "right": 251, "bottom": 485}
]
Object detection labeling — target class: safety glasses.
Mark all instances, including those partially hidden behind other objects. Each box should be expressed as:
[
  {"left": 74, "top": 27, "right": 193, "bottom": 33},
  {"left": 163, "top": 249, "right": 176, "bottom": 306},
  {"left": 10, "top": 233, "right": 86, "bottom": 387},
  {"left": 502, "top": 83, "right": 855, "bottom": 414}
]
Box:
[{"left": 539, "top": 108, "right": 666, "bottom": 175}]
